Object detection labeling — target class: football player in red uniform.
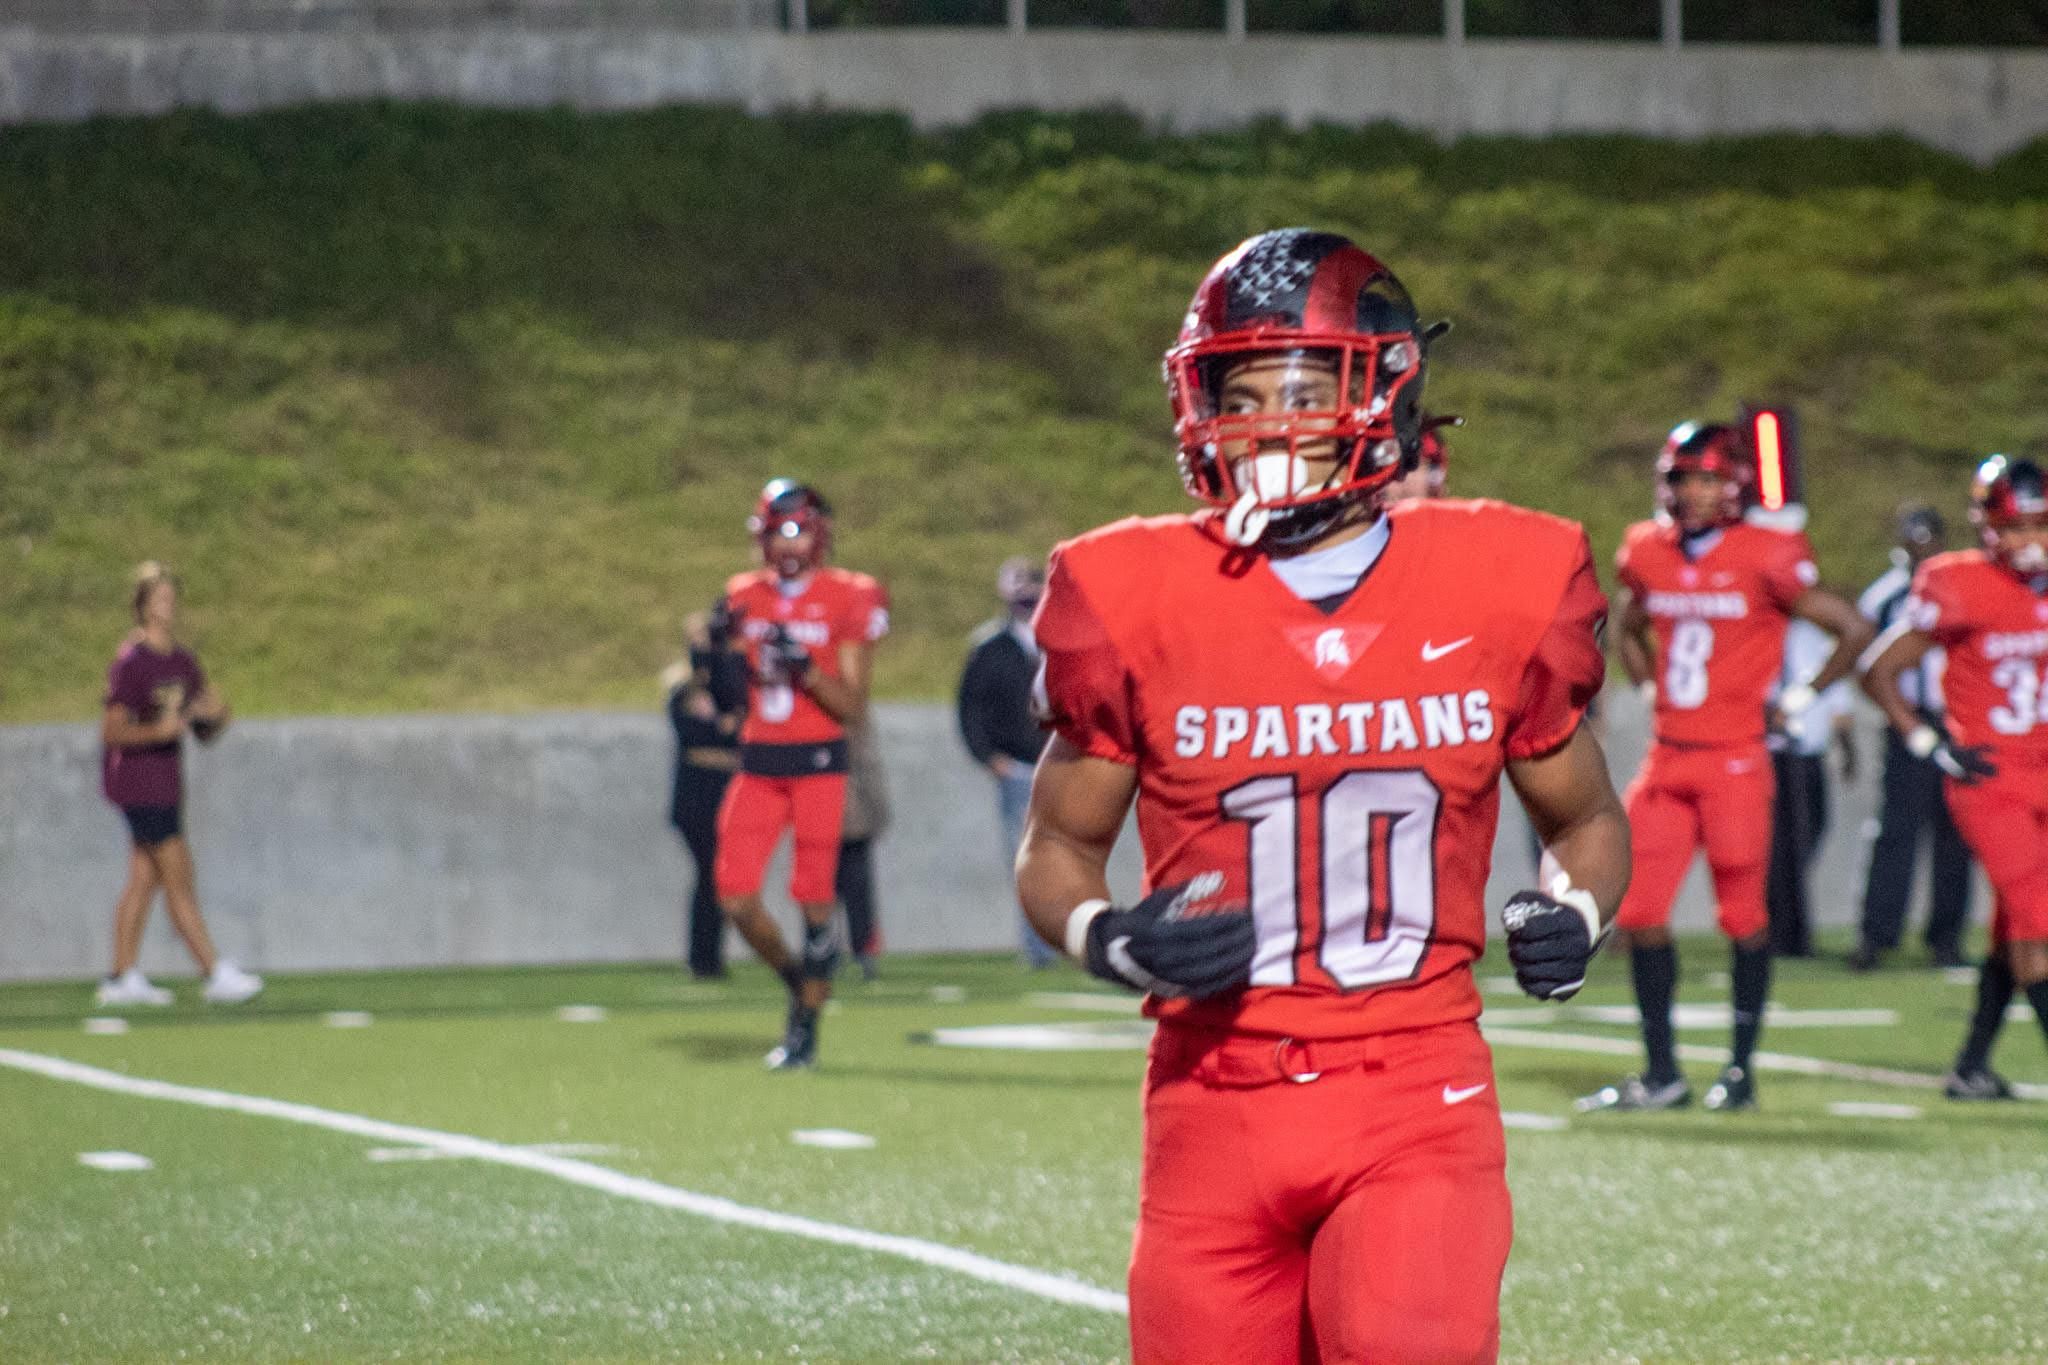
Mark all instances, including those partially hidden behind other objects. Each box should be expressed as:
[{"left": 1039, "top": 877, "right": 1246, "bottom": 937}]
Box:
[
  {"left": 1863, "top": 454, "right": 2048, "bottom": 1101},
  {"left": 1581, "top": 424, "right": 1873, "bottom": 1114},
  {"left": 713, "top": 480, "right": 889, "bottom": 1069},
  {"left": 1015, "top": 229, "right": 1632, "bottom": 1365},
  {"left": 1382, "top": 413, "right": 1460, "bottom": 503}
]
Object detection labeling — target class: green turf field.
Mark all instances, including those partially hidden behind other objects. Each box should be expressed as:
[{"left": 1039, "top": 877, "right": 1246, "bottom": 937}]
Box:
[{"left": 3, "top": 940, "right": 2045, "bottom": 1363}]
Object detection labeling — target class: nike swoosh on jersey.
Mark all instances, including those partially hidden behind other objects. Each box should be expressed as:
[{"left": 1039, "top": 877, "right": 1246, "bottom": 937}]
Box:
[
  {"left": 1442, "top": 1083, "right": 1490, "bottom": 1106},
  {"left": 1420, "top": 636, "right": 1474, "bottom": 662}
]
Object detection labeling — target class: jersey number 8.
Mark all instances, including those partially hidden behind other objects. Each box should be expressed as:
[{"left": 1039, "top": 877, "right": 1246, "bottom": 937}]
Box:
[{"left": 1663, "top": 619, "right": 1715, "bottom": 710}]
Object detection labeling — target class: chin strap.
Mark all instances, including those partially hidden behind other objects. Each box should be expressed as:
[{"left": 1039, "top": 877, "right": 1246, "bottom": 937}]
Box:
[{"left": 1223, "top": 492, "right": 1270, "bottom": 547}]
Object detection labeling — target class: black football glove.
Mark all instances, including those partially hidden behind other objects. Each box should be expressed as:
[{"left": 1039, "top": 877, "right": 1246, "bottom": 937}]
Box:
[
  {"left": 762, "top": 624, "right": 813, "bottom": 681},
  {"left": 1908, "top": 724, "right": 1996, "bottom": 786},
  {"left": 1073, "top": 873, "right": 1255, "bottom": 1000},
  {"left": 705, "top": 598, "right": 741, "bottom": 651},
  {"left": 1501, "top": 880, "right": 1609, "bottom": 1002}
]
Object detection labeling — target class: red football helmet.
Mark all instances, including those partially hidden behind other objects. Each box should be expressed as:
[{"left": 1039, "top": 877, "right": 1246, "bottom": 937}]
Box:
[
  {"left": 1970, "top": 454, "right": 2048, "bottom": 575},
  {"left": 1164, "top": 229, "right": 1433, "bottom": 548},
  {"left": 1418, "top": 414, "right": 1461, "bottom": 493},
  {"left": 748, "top": 479, "right": 832, "bottom": 577},
  {"left": 1655, "top": 422, "right": 1752, "bottom": 529}
]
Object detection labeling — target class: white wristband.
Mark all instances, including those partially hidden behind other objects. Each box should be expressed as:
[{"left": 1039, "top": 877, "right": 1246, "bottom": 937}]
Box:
[
  {"left": 1905, "top": 724, "right": 1940, "bottom": 760},
  {"left": 1539, "top": 851, "right": 1605, "bottom": 944},
  {"left": 1064, "top": 899, "right": 1112, "bottom": 961},
  {"left": 1779, "top": 682, "right": 1818, "bottom": 717},
  {"left": 1635, "top": 680, "right": 1657, "bottom": 707}
]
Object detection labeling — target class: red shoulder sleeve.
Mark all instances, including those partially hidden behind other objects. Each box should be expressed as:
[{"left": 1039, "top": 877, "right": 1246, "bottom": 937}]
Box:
[
  {"left": 1904, "top": 561, "right": 1968, "bottom": 645},
  {"left": 846, "top": 576, "right": 890, "bottom": 643},
  {"left": 1031, "top": 542, "right": 1140, "bottom": 766},
  {"left": 1507, "top": 532, "right": 1610, "bottom": 761},
  {"left": 1613, "top": 529, "right": 1643, "bottom": 595},
  {"left": 1760, "top": 531, "right": 1822, "bottom": 610}
]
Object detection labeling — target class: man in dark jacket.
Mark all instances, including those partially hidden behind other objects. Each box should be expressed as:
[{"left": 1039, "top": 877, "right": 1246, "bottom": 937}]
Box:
[
  {"left": 957, "top": 556, "right": 1056, "bottom": 966},
  {"left": 666, "top": 610, "right": 750, "bottom": 979}
]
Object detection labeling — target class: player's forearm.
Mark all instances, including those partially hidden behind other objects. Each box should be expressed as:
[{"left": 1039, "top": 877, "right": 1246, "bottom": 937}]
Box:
[
  {"left": 804, "top": 673, "right": 865, "bottom": 725},
  {"left": 1538, "top": 800, "right": 1631, "bottom": 924},
  {"left": 1015, "top": 825, "right": 1114, "bottom": 954},
  {"left": 1860, "top": 654, "right": 1925, "bottom": 740},
  {"left": 1615, "top": 632, "right": 1655, "bottom": 688},
  {"left": 1807, "top": 621, "right": 1877, "bottom": 694}
]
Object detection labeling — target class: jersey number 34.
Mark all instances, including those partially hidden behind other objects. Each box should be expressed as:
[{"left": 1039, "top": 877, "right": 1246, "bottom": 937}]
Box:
[{"left": 1222, "top": 770, "right": 1441, "bottom": 990}]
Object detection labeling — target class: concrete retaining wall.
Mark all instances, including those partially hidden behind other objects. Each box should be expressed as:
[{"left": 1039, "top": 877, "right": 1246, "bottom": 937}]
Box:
[
  {"left": 2, "top": 28, "right": 2047, "bottom": 161},
  {"left": 0, "top": 692, "right": 1963, "bottom": 981}
]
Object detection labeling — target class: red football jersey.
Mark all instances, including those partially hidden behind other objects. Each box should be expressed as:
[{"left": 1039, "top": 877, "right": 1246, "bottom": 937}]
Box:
[
  {"left": 1906, "top": 550, "right": 2048, "bottom": 763},
  {"left": 1615, "top": 520, "right": 1818, "bottom": 748},
  {"left": 724, "top": 567, "right": 889, "bottom": 746},
  {"left": 1035, "top": 498, "right": 1608, "bottom": 1040}
]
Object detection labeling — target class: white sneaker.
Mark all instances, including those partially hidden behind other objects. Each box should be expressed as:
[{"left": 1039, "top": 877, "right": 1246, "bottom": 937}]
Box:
[
  {"left": 94, "top": 968, "right": 174, "bottom": 1008},
  {"left": 203, "top": 960, "right": 264, "bottom": 1004}
]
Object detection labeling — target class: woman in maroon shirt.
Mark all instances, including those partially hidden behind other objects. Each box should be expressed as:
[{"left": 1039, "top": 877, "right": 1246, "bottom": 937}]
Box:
[{"left": 96, "top": 562, "right": 262, "bottom": 1007}]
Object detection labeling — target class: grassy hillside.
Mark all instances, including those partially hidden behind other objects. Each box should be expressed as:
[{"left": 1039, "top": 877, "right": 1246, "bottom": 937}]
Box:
[{"left": 4, "top": 106, "right": 2047, "bottom": 720}]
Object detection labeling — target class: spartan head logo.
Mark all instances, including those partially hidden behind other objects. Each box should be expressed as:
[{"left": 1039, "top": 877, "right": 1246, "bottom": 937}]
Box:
[{"left": 1313, "top": 627, "right": 1352, "bottom": 672}]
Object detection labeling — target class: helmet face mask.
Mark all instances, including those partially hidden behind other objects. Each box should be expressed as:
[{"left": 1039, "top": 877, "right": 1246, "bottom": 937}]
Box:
[
  {"left": 1165, "top": 230, "right": 1431, "bottom": 550},
  {"left": 748, "top": 479, "right": 833, "bottom": 579},
  {"left": 1971, "top": 455, "right": 2048, "bottom": 577},
  {"left": 1655, "top": 422, "right": 1752, "bottom": 531}
]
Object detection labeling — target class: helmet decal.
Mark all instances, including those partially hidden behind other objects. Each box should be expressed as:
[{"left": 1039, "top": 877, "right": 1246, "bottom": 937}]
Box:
[
  {"left": 1165, "top": 229, "right": 1436, "bottom": 550},
  {"left": 748, "top": 479, "right": 833, "bottom": 577}
]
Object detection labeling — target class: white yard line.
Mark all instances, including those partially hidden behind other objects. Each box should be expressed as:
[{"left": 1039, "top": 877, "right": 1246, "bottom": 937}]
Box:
[
  {"left": 1480, "top": 1026, "right": 2048, "bottom": 1101},
  {"left": 0, "top": 1048, "right": 1128, "bottom": 1316}
]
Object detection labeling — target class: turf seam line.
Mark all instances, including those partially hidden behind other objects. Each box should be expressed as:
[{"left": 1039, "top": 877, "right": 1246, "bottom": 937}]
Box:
[{"left": 0, "top": 1048, "right": 1129, "bottom": 1316}]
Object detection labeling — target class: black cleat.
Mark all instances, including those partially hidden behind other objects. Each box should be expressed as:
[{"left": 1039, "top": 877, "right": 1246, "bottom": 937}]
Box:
[
  {"left": 1575, "top": 1074, "right": 1692, "bottom": 1113},
  {"left": 766, "top": 1002, "right": 819, "bottom": 1071},
  {"left": 1846, "top": 944, "right": 1884, "bottom": 973},
  {"left": 1928, "top": 945, "right": 1971, "bottom": 970},
  {"left": 1703, "top": 1065, "right": 1756, "bottom": 1112},
  {"left": 1942, "top": 1067, "right": 2015, "bottom": 1101}
]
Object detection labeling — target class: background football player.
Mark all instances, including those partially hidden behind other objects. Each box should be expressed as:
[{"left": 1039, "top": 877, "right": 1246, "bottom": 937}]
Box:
[
  {"left": 1016, "top": 228, "right": 1632, "bottom": 1365},
  {"left": 1381, "top": 413, "right": 1459, "bottom": 502},
  {"left": 1863, "top": 454, "right": 2048, "bottom": 1101},
  {"left": 1583, "top": 424, "right": 1872, "bottom": 1114},
  {"left": 712, "top": 480, "right": 888, "bottom": 1069}
]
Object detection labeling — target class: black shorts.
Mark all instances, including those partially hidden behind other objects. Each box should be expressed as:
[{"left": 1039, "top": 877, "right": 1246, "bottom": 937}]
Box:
[{"left": 120, "top": 805, "right": 181, "bottom": 847}]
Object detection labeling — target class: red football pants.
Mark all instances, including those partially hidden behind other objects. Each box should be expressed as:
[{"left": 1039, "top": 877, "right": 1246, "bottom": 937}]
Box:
[
  {"left": 1130, "top": 1021, "right": 1511, "bottom": 1365},
  {"left": 1616, "top": 741, "right": 1774, "bottom": 940},
  {"left": 712, "top": 772, "right": 846, "bottom": 905},
  {"left": 1943, "top": 770, "right": 2048, "bottom": 942}
]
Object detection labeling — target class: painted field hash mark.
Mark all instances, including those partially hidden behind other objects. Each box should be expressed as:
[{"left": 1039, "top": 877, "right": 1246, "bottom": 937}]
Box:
[{"left": 0, "top": 1048, "right": 1127, "bottom": 1316}]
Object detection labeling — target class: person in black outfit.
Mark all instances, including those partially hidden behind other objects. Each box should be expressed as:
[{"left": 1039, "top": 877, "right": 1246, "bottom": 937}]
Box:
[
  {"left": 665, "top": 609, "right": 749, "bottom": 979},
  {"left": 835, "top": 719, "right": 891, "bottom": 981},
  {"left": 1851, "top": 503, "right": 1976, "bottom": 971},
  {"left": 957, "top": 555, "right": 1057, "bottom": 966}
]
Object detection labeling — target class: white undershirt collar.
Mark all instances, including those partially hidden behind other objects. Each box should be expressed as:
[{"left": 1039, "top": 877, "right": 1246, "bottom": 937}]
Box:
[{"left": 1265, "top": 515, "right": 1392, "bottom": 602}]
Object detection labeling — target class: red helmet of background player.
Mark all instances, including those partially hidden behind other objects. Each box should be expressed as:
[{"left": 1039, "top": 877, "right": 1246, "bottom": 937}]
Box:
[
  {"left": 1655, "top": 421, "right": 1752, "bottom": 529},
  {"left": 1970, "top": 453, "right": 2048, "bottom": 575},
  {"left": 1163, "top": 229, "right": 1434, "bottom": 548},
  {"left": 1417, "top": 414, "right": 1461, "bottom": 495},
  {"left": 748, "top": 479, "right": 832, "bottom": 577}
]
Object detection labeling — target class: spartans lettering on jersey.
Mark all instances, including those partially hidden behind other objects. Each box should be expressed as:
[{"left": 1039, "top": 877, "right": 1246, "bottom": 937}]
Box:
[
  {"left": 1982, "top": 628, "right": 2048, "bottom": 660},
  {"left": 743, "top": 618, "right": 834, "bottom": 647},
  {"left": 1641, "top": 590, "right": 1749, "bottom": 621},
  {"left": 1174, "top": 691, "right": 1496, "bottom": 760}
]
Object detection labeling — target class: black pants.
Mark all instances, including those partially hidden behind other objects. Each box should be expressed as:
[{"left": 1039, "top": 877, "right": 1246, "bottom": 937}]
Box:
[
  {"left": 1766, "top": 750, "right": 1829, "bottom": 957},
  {"left": 838, "top": 838, "right": 877, "bottom": 958},
  {"left": 673, "top": 767, "right": 731, "bottom": 976},
  {"left": 1858, "top": 729, "right": 1974, "bottom": 954}
]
